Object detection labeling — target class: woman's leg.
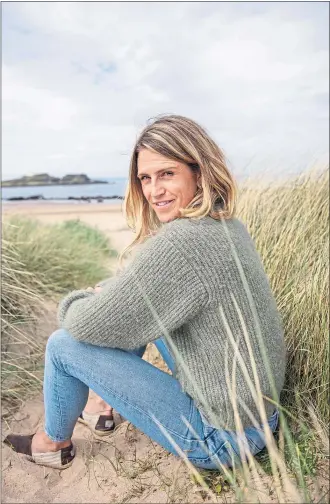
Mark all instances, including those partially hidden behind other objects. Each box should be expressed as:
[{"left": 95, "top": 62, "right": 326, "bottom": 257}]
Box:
[
  {"left": 83, "top": 389, "right": 112, "bottom": 415},
  {"left": 80, "top": 347, "right": 147, "bottom": 433},
  {"left": 42, "top": 329, "right": 214, "bottom": 467},
  {"left": 82, "top": 341, "right": 171, "bottom": 422}
]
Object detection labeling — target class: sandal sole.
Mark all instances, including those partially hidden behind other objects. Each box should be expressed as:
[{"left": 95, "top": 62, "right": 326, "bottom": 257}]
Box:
[{"left": 26, "top": 454, "right": 75, "bottom": 470}]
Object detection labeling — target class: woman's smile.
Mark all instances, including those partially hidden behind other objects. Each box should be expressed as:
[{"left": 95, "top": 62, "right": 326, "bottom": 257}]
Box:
[{"left": 154, "top": 200, "right": 174, "bottom": 209}]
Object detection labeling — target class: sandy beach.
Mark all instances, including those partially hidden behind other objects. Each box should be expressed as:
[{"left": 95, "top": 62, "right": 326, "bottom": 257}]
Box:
[
  {"left": 2, "top": 201, "right": 329, "bottom": 503},
  {"left": 2, "top": 201, "right": 207, "bottom": 503},
  {"left": 2, "top": 202, "right": 135, "bottom": 256}
]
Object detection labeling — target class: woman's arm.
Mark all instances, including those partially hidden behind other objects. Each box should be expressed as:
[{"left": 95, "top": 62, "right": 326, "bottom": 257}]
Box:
[
  {"left": 57, "top": 233, "right": 209, "bottom": 350},
  {"left": 94, "top": 277, "right": 115, "bottom": 289},
  {"left": 94, "top": 265, "right": 126, "bottom": 289}
]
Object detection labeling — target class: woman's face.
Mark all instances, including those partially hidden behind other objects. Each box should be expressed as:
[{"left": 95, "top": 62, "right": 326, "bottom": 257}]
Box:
[{"left": 137, "top": 149, "right": 200, "bottom": 223}]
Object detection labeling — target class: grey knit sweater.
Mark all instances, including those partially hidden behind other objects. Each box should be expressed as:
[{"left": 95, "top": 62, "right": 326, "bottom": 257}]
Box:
[{"left": 58, "top": 216, "right": 286, "bottom": 430}]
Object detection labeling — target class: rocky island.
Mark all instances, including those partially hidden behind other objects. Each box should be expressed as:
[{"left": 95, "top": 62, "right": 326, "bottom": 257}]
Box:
[{"left": 2, "top": 173, "right": 109, "bottom": 187}]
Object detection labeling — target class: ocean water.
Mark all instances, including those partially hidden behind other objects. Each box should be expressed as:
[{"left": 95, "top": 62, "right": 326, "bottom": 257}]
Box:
[{"left": 1, "top": 177, "right": 129, "bottom": 203}]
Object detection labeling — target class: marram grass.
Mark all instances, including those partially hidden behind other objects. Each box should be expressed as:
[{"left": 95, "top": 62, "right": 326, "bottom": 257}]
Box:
[
  {"left": 1, "top": 166, "right": 329, "bottom": 502},
  {"left": 138, "top": 165, "right": 329, "bottom": 502},
  {"left": 236, "top": 167, "right": 329, "bottom": 427},
  {"left": 1, "top": 217, "right": 117, "bottom": 412},
  {"left": 143, "top": 167, "right": 329, "bottom": 503}
]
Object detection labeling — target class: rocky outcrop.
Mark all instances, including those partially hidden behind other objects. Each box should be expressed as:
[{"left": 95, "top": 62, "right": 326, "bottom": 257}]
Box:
[
  {"left": 5, "top": 195, "right": 124, "bottom": 202},
  {"left": 2, "top": 173, "right": 109, "bottom": 187}
]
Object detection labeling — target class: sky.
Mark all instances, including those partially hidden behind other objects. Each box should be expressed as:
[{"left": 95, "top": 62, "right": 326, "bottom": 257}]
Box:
[{"left": 2, "top": 2, "right": 329, "bottom": 181}]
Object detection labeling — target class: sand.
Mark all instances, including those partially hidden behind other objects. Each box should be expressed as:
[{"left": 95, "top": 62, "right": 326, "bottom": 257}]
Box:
[
  {"left": 2, "top": 202, "right": 217, "bottom": 503},
  {"left": 3, "top": 392, "right": 210, "bottom": 504},
  {"left": 2, "top": 202, "right": 328, "bottom": 503},
  {"left": 2, "top": 202, "right": 135, "bottom": 254}
]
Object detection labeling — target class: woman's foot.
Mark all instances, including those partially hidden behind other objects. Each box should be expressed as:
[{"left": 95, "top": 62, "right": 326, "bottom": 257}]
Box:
[
  {"left": 4, "top": 431, "right": 75, "bottom": 470},
  {"left": 79, "top": 392, "right": 114, "bottom": 436},
  {"left": 31, "top": 431, "right": 71, "bottom": 453}
]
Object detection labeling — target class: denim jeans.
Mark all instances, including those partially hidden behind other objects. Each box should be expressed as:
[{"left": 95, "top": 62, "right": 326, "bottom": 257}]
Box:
[{"left": 44, "top": 329, "right": 279, "bottom": 470}]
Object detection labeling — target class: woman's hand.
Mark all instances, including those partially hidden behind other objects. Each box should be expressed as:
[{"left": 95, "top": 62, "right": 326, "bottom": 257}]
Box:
[{"left": 86, "top": 285, "right": 103, "bottom": 294}]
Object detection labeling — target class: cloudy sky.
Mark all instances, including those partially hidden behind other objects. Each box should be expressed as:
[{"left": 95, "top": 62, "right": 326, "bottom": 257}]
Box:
[{"left": 2, "top": 2, "right": 329, "bottom": 181}]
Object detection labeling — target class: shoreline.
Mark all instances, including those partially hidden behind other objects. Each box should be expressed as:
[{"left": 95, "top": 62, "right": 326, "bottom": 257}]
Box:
[
  {"left": 1, "top": 182, "right": 111, "bottom": 188},
  {"left": 2, "top": 199, "right": 124, "bottom": 208},
  {"left": 2, "top": 201, "right": 124, "bottom": 215},
  {"left": 2, "top": 196, "right": 124, "bottom": 203}
]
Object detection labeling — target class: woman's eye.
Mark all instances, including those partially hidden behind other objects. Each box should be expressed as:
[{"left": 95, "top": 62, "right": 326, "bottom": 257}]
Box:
[{"left": 140, "top": 172, "right": 173, "bottom": 182}]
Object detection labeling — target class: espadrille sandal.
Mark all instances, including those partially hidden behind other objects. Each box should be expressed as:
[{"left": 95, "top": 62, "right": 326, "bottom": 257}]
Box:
[
  {"left": 78, "top": 411, "right": 115, "bottom": 436},
  {"left": 3, "top": 433, "right": 75, "bottom": 470}
]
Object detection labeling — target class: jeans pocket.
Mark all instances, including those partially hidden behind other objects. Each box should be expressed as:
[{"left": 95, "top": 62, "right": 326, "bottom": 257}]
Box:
[
  {"left": 247, "top": 434, "right": 266, "bottom": 454},
  {"left": 188, "top": 439, "right": 232, "bottom": 470},
  {"left": 202, "top": 426, "right": 240, "bottom": 467},
  {"left": 207, "top": 436, "right": 254, "bottom": 470},
  {"left": 202, "top": 423, "right": 218, "bottom": 441}
]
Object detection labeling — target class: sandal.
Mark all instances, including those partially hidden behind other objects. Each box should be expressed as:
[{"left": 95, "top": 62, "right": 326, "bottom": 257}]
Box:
[
  {"left": 78, "top": 410, "right": 115, "bottom": 436},
  {"left": 3, "top": 433, "right": 75, "bottom": 470}
]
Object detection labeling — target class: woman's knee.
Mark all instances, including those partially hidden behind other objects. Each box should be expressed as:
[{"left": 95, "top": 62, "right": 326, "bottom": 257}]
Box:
[{"left": 45, "top": 329, "right": 76, "bottom": 360}]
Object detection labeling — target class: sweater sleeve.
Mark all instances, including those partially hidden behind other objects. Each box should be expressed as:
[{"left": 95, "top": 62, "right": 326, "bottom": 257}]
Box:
[
  {"left": 95, "top": 265, "right": 125, "bottom": 288},
  {"left": 57, "top": 233, "right": 208, "bottom": 349},
  {"left": 95, "top": 276, "right": 116, "bottom": 289}
]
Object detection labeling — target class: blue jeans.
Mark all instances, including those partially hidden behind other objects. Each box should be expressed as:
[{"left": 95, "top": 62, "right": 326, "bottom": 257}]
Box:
[{"left": 44, "top": 329, "right": 279, "bottom": 470}]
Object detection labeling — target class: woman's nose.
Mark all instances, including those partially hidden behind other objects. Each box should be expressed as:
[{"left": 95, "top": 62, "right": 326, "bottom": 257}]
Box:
[{"left": 150, "top": 179, "right": 165, "bottom": 197}]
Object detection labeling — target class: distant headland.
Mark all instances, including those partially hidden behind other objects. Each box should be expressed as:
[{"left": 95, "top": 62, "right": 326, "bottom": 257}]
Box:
[{"left": 1, "top": 173, "right": 109, "bottom": 187}]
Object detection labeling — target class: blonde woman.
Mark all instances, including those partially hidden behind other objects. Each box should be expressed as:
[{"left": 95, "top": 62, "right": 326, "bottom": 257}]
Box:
[{"left": 5, "top": 115, "right": 286, "bottom": 471}]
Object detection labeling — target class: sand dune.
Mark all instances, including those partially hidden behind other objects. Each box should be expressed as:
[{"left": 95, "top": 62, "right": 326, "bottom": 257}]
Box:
[
  {"left": 1, "top": 202, "right": 212, "bottom": 503},
  {"left": 3, "top": 392, "right": 207, "bottom": 504},
  {"left": 3, "top": 202, "right": 327, "bottom": 503},
  {"left": 2, "top": 202, "right": 135, "bottom": 256}
]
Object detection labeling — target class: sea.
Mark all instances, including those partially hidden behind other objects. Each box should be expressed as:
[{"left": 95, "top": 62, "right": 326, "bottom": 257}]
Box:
[{"left": 1, "top": 177, "right": 129, "bottom": 204}]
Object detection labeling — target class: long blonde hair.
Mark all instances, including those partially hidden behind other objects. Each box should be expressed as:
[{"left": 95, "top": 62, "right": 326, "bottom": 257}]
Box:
[{"left": 118, "top": 114, "right": 237, "bottom": 269}]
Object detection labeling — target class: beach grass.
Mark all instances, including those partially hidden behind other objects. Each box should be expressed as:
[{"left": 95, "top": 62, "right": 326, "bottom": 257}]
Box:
[
  {"left": 237, "top": 166, "right": 329, "bottom": 428},
  {"left": 1, "top": 165, "right": 329, "bottom": 502},
  {"left": 134, "top": 164, "right": 329, "bottom": 502},
  {"left": 1, "top": 217, "right": 117, "bottom": 412}
]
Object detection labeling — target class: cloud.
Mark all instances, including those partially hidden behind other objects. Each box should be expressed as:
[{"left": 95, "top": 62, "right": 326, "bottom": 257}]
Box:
[{"left": 2, "top": 2, "right": 329, "bottom": 180}]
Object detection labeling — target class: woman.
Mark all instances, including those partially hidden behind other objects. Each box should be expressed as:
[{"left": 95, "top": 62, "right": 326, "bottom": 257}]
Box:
[{"left": 5, "top": 115, "right": 286, "bottom": 471}]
